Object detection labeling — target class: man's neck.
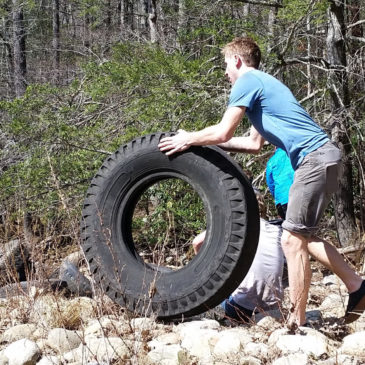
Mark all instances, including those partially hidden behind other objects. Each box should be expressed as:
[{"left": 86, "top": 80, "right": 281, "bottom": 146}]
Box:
[
  {"left": 237, "top": 65, "right": 256, "bottom": 78},
  {"left": 241, "top": 65, "right": 256, "bottom": 74}
]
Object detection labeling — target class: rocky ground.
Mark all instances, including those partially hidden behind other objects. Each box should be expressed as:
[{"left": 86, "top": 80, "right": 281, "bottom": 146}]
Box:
[{"left": 0, "top": 261, "right": 364, "bottom": 365}]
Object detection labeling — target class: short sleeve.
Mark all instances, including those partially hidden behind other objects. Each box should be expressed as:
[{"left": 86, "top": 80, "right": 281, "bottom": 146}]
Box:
[{"left": 228, "top": 73, "right": 263, "bottom": 111}]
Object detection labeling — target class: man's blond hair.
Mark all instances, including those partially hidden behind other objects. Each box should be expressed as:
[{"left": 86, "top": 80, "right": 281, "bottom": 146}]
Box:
[{"left": 222, "top": 37, "right": 261, "bottom": 69}]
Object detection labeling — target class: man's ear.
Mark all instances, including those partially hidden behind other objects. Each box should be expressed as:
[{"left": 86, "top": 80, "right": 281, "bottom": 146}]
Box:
[{"left": 234, "top": 55, "right": 242, "bottom": 68}]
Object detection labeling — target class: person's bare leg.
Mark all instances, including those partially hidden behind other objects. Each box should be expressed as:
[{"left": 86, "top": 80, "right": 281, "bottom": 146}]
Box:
[
  {"left": 308, "top": 237, "right": 363, "bottom": 293},
  {"left": 281, "top": 229, "right": 311, "bottom": 326},
  {"left": 192, "top": 231, "right": 206, "bottom": 254}
]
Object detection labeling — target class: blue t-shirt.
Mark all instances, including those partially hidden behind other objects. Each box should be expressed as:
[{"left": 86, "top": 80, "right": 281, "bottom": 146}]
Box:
[
  {"left": 266, "top": 148, "right": 294, "bottom": 206},
  {"left": 228, "top": 70, "right": 329, "bottom": 169}
]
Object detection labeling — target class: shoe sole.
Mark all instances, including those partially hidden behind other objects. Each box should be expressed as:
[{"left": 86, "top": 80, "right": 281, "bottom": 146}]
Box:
[{"left": 344, "top": 294, "right": 365, "bottom": 324}]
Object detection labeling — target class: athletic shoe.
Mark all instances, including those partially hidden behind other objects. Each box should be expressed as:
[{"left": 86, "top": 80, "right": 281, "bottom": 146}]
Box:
[
  {"left": 221, "top": 296, "right": 253, "bottom": 322},
  {"left": 344, "top": 280, "right": 365, "bottom": 324}
]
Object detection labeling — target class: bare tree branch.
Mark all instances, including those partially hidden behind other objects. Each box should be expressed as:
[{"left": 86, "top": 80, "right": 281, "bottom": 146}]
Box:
[
  {"left": 347, "top": 19, "right": 365, "bottom": 30},
  {"left": 299, "top": 89, "right": 324, "bottom": 104},
  {"left": 284, "top": 56, "right": 330, "bottom": 67},
  {"left": 226, "top": 0, "right": 283, "bottom": 8},
  {"left": 347, "top": 35, "right": 365, "bottom": 44}
]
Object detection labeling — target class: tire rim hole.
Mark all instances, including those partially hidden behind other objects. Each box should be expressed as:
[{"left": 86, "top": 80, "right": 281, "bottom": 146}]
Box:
[{"left": 131, "top": 177, "right": 206, "bottom": 271}]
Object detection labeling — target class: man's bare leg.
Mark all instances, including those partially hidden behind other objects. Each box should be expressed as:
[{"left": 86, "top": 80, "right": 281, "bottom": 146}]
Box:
[
  {"left": 308, "top": 237, "right": 363, "bottom": 293},
  {"left": 281, "top": 229, "right": 311, "bottom": 326}
]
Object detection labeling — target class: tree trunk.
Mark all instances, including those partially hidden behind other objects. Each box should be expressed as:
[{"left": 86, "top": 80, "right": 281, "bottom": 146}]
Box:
[
  {"left": 52, "top": 0, "right": 60, "bottom": 84},
  {"left": 326, "top": 0, "right": 356, "bottom": 246},
  {"left": 177, "top": 0, "right": 187, "bottom": 51},
  {"left": 83, "top": 13, "right": 91, "bottom": 48},
  {"left": 142, "top": 0, "right": 149, "bottom": 29},
  {"left": 105, "top": 0, "right": 112, "bottom": 28},
  {"left": 120, "top": 0, "right": 133, "bottom": 37},
  {"left": 306, "top": 16, "right": 311, "bottom": 96},
  {"left": 243, "top": 3, "right": 250, "bottom": 17},
  {"left": 148, "top": 0, "right": 158, "bottom": 44},
  {"left": 0, "top": 2, "right": 13, "bottom": 97},
  {"left": 12, "top": 0, "right": 26, "bottom": 97}
]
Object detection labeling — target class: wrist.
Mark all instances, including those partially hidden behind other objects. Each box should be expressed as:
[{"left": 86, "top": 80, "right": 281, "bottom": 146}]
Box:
[{"left": 187, "top": 131, "right": 197, "bottom": 146}]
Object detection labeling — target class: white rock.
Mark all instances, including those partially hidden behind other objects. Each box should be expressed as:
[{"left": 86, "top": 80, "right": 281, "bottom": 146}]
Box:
[
  {"left": 268, "top": 327, "right": 328, "bottom": 357},
  {"left": 84, "top": 316, "right": 127, "bottom": 336},
  {"left": 320, "top": 294, "right": 344, "bottom": 316},
  {"left": 174, "top": 319, "right": 221, "bottom": 334},
  {"left": 68, "top": 297, "right": 96, "bottom": 323},
  {"left": 32, "top": 328, "right": 48, "bottom": 340},
  {"left": 322, "top": 275, "right": 339, "bottom": 286},
  {"left": 0, "top": 352, "right": 9, "bottom": 365},
  {"left": 180, "top": 328, "right": 219, "bottom": 360},
  {"left": 130, "top": 317, "right": 156, "bottom": 331},
  {"left": 218, "top": 328, "right": 253, "bottom": 347},
  {"left": 243, "top": 342, "right": 269, "bottom": 357},
  {"left": 36, "top": 355, "right": 60, "bottom": 365},
  {"left": 255, "top": 314, "right": 282, "bottom": 329},
  {"left": 35, "top": 339, "right": 48, "bottom": 353},
  {"left": 318, "top": 354, "right": 364, "bottom": 365},
  {"left": 272, "top": 353, "right": 309, "bottom": 365},
  {"left": 46, "top": 328, "right": 82, "bottom": 353},
  {"left": 213, "top": 331, "right": 241, "bottom": 356},
  {"left": 2, "top": 324, "right": 37, "bottom": 342},
  {"left": 148, "top": 332, "right": 180, "bottom": 350},
  {"left": 3, "top": 339, "right": 41, "bottom": 365},
  {"left": 339, "top": 331, "right": 365, "bottom": 357},
  {"left": 64, "top": 336, "right": 132, "bottom": 362},
  {"left": 30, "top": 296, "right": 64, "bottom": 328},
  {"left": 147, "top": 344, "right": 187, "bottom": 365},
  {"left": 62, "top": 349, "right": 78, "bottom": 363},
  {"left": 227, "top": 355, "right": 261, "bottom": 365},
  {"left": 30, "top": 296, "right": 96, "bottom": 329}
]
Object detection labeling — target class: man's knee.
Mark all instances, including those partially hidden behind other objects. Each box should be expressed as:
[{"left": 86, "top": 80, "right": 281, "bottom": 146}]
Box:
[{"left": 281, "top": 229, "right": 308, "bottom": 255}]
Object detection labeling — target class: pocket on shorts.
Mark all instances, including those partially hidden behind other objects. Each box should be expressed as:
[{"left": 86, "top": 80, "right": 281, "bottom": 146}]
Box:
[{"left": 326, "top": 162, "right": 341, "bottom": 194}]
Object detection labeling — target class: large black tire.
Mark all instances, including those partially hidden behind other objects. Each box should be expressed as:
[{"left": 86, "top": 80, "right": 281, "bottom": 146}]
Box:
[{"left": 80, "top": 132, "right": 260, "bottom": 320}]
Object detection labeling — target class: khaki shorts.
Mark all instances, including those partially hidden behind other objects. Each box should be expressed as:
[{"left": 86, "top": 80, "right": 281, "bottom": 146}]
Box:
[{"left": 282, "top": 142, "right": 342, "bottom": 238}]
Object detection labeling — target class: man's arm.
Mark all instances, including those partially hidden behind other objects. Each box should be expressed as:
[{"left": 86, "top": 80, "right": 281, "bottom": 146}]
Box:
[
  {"left": 266, "top": 162, "right": 275, "bottom": 199},
  {"left": 218, "top": 125, "right": 265, "bottom": 154},
  {"left": 158, "top": 106, "right": 245, "bottom": 155}
]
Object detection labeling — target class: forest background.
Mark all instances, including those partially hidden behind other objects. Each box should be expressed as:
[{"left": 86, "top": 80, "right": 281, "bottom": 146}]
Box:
[{"left": 0, "top": 0, "right": 364, "bottom": 270}]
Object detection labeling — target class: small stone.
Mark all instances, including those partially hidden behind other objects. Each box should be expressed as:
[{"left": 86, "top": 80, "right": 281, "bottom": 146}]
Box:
[
  {"left": 46, "top": 328, "right": 82, "bottom": 353},
  {"left": 213, "top": 331, "right": 242, "bottom": 356},
  {"left": 3, "top": 339, "right": 41, "bottom": 365},
  {"left": 339, "top": 331, "right": 365, "bottom": 357},
  {"left": 2, "top": 324, "right": 37, "bottom": 342},
  {"left": 272, "top": 353, "right": 309, "bottom": 365},
  {"left": 322, "top": 275, "right": 338, "bottom": 286},
  {"left": 148, "top": 344, "right": 187, "bottom": 365},
  {"left": 268, "top": 327, "right": 328, "bottom": 357}
]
